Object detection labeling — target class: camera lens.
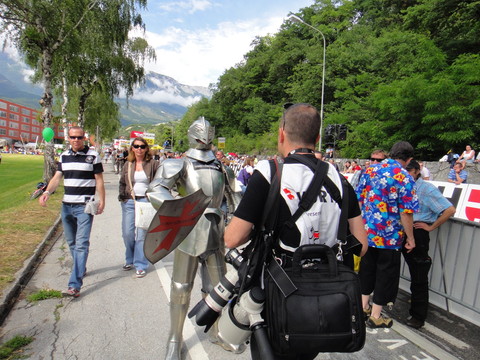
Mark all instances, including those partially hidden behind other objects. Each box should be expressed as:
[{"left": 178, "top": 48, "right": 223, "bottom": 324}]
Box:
[{"left": 225, "top": 248, "right": 244, "bottom": 269}]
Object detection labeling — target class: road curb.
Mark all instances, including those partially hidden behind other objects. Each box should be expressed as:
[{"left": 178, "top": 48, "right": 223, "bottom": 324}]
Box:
[{"left": 0, "top": 215, "right": 62, "bottom": 326}]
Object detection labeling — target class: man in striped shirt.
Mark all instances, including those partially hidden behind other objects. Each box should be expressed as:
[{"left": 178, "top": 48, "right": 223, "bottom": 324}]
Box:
[{"left": 39, "top": 126, "right": 105, "bottom": 297}]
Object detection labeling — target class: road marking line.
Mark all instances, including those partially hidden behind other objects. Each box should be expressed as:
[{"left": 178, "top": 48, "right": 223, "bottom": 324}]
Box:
[
  {"left": 155, "top": 261, "right": 210, "bottom": 360},
  {"left": 423, "top": 322, "right": 470, "bottom": 350},
  {"left": 378, "top": 339, "right": 408, "bottom": 349},
  {"left": 392, "top": 322, "right": 459, "bottom": 360}
]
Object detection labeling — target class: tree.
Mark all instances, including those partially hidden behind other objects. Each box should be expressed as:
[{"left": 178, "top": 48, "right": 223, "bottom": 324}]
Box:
[
  {"left": 0, "top": 0, "right": 149, "bottom": 181},
  {"left": 177, "top": 0, "right": 479, "bottom": 158},
  {"left": 403, "top": 0, "right": 480, "bottom": 61}
]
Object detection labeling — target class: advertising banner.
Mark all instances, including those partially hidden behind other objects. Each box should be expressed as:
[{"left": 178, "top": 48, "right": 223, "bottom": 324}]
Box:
[
  {"left": 430, "top": 181, "right": 480, "bottom": 223},
  {"left": 142, "top": 132, "right": 155, "bottom": 145},
  {"left": 218, "top": 137, "right": 225, "bottom": 149},
  {"left": 130, "top": 131, "right": 144, "bottom": 139}
]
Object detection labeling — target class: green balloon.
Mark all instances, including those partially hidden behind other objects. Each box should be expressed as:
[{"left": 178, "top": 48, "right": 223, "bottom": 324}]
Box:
[{"left": 42, "top": 127, "right": 54, "bottom": 142}]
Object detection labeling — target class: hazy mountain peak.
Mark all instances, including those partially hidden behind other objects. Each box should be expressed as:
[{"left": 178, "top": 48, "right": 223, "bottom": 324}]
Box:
[{"left": 0, "top": 51, "right": 211, "bottom": 125}]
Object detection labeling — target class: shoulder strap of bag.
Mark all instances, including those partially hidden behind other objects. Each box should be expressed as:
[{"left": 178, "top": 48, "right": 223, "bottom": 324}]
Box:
[
  {"left": 235, "top": 159, "right": 282, "bottom": 298},
  {"left": 336, "top": 175, "right": 350, "bottom": 242},
  {"left": 127, "top": 162, "right": 135, "bottom": 200},
  {"left": 283, "top": 154, "right": 329, "bottom": 230},
  {"left": 288, "top": 155, "right": 349, "bottom": 242},
  {"left": 259, "top": 159, "right": 283, "bottom": 231}
]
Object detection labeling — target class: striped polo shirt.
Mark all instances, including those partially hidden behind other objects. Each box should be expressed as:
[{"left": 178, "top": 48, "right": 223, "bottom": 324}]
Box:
[{"left": 58, "top": 146, "right": 104, "bottom": 204}]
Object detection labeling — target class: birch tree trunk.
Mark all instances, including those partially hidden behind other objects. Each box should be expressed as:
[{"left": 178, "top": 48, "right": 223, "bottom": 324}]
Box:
[
  {"left": 41, "top": 50, "right": 57, "bottom": 182},
  {"left": 61, "top": 75, "right": 70, "bottom": 142}
]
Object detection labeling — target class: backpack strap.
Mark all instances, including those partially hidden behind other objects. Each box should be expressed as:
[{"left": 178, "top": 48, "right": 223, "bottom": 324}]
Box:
[
  {"left": 259, "top": 159, "right": 283, "bottom": 232},
  {"left": 283, "top": 155, "right": 330, "bottom": 231},
  {"left": 236, "top": 159, "right": 282, "bottom": 298},
  {"left": 287, "top": 154, "right": 350, "bottom": 242},
  {"left": 336, "top": 176, "right": 350, "bottom": 242}
]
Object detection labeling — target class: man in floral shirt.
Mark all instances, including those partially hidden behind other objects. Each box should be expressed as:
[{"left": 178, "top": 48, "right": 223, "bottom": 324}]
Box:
[{"left": 356, "top": 141, "right": 419, "bottom": 328}]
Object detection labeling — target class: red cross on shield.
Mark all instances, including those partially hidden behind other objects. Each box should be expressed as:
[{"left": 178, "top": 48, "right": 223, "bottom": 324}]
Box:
[{"left": 144, "top": 189, "right": 212, "bottom": 264}]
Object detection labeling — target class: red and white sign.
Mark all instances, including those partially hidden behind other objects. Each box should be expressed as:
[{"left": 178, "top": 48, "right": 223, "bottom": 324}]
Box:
[
  {"left": 426, "top": 181, "right": 480, "bottom": 223},
  {"left": 130, "top": 131, "right": 144, "bottom": 139}
]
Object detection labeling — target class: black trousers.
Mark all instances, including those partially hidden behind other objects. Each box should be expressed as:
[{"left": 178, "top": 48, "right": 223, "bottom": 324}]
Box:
[{"left": 402, "top": 228, "right": 432, "bottom": 321}]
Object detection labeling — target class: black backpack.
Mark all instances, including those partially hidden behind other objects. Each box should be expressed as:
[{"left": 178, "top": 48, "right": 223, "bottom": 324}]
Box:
[{"left": 239, "top": 156, "right": 365, "bottom": 356}]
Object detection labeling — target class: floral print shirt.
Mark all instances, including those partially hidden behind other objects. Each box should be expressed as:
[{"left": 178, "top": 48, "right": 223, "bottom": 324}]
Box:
[{"left": 356, "top": 159, "right": 418, "bottom": 249}]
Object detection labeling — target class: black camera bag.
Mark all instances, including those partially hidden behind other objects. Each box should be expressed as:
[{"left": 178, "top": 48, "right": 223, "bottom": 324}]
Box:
[{"left": 264, "top": 244, "right": 365, "bottom": 354}]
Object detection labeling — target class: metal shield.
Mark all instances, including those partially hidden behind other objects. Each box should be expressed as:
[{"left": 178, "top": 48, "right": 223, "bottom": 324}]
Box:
[{"left": 144, "top": 189, "right": 211, "bottom": 264}]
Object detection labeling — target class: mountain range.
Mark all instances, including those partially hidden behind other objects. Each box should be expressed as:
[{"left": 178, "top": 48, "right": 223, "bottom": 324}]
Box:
[{"left": 0, "top": 51, "right": 211, "bottom": 125}]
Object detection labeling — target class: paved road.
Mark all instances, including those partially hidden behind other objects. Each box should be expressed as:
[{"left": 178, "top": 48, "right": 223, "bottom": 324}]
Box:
[{"left": 0, "top": 166, "right": 478, "bottom": 359}]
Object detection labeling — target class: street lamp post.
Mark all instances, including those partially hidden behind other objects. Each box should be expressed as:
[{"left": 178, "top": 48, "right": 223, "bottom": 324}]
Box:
[{"left": 288, "top": 14, "right": 326, "bottom": 152}]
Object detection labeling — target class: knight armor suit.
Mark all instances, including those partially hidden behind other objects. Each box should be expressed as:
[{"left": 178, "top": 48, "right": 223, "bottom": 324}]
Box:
[{"left": 147, "top": 117, "right": 241, "bottom": 360}]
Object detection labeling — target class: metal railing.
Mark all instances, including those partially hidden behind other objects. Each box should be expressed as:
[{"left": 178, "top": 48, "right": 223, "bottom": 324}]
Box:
[{"left": 400, "top": 218, "right": 480, "bottom": 326}]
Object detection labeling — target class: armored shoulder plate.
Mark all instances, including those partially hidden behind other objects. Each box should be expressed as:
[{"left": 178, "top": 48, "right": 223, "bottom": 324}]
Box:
[
  {"left": 185, "top": 148, "right": 216, "bottom": 163},
  {"left": 223, "top": 165, "right": 238, "bottom": 190},
  {"left": 147, "top": 159, "right": 185, "bottom": 208}
]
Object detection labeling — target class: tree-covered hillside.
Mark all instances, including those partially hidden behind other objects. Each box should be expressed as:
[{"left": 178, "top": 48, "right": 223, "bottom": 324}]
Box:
[{"left": 179, "top": 0, "right": 480, "bottom": 159}]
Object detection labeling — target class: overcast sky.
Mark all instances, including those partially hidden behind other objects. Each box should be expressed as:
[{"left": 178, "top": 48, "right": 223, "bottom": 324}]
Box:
[{"left": 137, "top": 0, "right": 314, "bottom": 88}]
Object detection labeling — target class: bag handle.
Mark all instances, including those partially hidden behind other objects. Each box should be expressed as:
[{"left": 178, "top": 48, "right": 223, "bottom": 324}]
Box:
[{"left": 292, "top": 244, "right": 338, "bottom": 277}]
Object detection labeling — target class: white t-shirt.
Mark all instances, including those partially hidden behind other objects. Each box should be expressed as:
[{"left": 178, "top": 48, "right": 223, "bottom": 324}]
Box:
[
  {"left": 421, "top": 167, "right": 431, "bottom": 179},
  {"left": 133, "top": 171, "right": 149, "bottom": 196}
]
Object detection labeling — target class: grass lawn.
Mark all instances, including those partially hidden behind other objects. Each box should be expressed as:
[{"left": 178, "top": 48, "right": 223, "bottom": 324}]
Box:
[{"left": 0, "top": 153, "right": 63, "bottom": 296}]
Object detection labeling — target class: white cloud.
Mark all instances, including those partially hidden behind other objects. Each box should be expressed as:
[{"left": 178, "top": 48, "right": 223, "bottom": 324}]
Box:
[
  {"left": 157, "top": 0, "right": 214, "bottom": 14},
  {"left": 0, "top": 38, "right": 36, "bottom": 84},
  {"left": 131, "top": 90, "right": 201, "bottom": 107},
  {"left": 136, "top": 16, "right": 284, "bottom": 87}
]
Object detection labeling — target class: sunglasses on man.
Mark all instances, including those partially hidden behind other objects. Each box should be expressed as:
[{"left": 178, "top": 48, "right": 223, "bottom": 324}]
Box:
[
  {"left": 370, "top": 158, "right": 384, "bottom": 162},
  {"left": 69, "top": 136, "right": 84, "bottom": 140}
]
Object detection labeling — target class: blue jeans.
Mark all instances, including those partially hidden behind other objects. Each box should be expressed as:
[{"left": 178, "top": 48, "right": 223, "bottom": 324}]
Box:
[
  {"left": 62, "top": 203, "right": 94, "bottom": 290},
  {"left": 121, "top": 199, "right": 149, "bottom": 271}
]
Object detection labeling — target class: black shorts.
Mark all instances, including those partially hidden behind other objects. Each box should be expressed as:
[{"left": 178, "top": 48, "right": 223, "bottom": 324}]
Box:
[{"left": 359, "top": 247, "right": 401, "bottom": 306}]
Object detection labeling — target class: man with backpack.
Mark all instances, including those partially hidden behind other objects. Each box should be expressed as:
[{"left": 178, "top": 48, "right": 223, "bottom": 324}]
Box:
[{"left": 224, "top": 103, "right": 368, "bottom": 359}]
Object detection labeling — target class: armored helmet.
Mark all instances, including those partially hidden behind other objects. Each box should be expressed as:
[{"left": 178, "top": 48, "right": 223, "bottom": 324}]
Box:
[{"left": 187, "top": 116, "right": 215, "bottom": 150}]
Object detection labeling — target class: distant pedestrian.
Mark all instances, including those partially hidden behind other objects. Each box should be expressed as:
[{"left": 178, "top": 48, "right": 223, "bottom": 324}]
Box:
[
  {"left": 236, "top": 157, "right": 254, "bottom": 193},
  {"left": 314, "top": 150, "right": 324, "bottom": 160},
  {"left": 39, "top": 126, "right": 105, "bottom": 297},
  {"left": 403, "top": 160, "right": 455, "bottom": 329},
  {"left": 447, "top": 163, "right": 467, "bottom": 184},
  {"left": 457, "top": 145, "right": 475, "bottom": 168},
  {"left": 356, "top": 141, "right": 418, "bottom": 328},
  {"left": 325, "top": 145, "right": 334, "bottom": 158},
  {"left": 118, "top": 137, "right": 159, "bottom": 278},
  {"left": 369, "top": 149, "right": 387, "bottom": 164},
  {"left": 328, "top": 158, "right": 339, "bottom": 171},
  {"left": 419, "top": 161, "right": 430, "bottom": 180},
  {"left": 351, "top": 160, "right": 361, "bottom": 172}
]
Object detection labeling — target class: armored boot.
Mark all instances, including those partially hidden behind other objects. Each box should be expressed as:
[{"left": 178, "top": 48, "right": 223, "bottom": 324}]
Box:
[{"left": 165, "top": 281, "right": 192, "bottom": 360}]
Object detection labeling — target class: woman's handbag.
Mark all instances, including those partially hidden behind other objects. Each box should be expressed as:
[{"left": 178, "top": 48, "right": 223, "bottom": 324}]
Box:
[
  {"left": 127, "top": 162, "right": 157, "bottom": 230},
  {"left": 134, "top": 201, "right": 157, "bottom": 230}
]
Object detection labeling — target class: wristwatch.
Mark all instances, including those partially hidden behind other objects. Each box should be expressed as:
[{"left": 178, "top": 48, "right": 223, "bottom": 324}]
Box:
[{"left": 44, "top": 191, "right": 51, "bottom": 196}]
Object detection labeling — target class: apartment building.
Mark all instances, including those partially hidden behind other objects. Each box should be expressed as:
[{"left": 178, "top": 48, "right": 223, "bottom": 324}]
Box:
[{"left": 0, "top": 98, "right": 63, "bottom": 145}]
